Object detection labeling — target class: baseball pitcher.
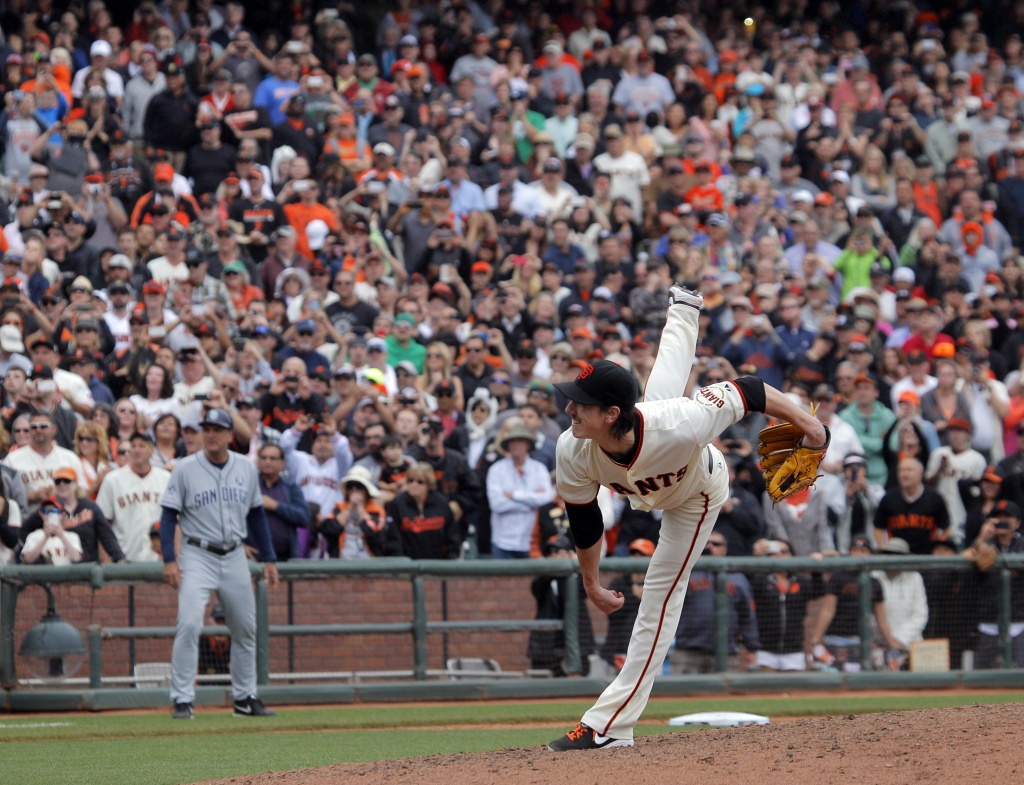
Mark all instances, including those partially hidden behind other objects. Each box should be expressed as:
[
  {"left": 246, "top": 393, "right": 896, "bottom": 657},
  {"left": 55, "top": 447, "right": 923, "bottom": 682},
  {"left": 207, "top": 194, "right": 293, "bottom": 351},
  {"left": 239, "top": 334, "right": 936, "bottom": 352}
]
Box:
[{"left": 548, "top": 287, "right": 827, "bottom": 750}]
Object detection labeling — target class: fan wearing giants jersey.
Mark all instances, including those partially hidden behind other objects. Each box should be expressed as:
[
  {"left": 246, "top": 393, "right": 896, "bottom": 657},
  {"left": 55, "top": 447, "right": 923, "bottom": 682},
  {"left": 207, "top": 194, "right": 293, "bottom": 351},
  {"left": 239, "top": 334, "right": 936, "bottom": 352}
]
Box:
[
  {"left": 96, "top": 431, "right": 170, "bottom": 562},
  {"left": 3, "top": 410, "right": 87, "bottom": 518},
  {"left": 547, "top": 286, "right": 827, "bottom": 751},
  {"left": 279, "top": 413, "right": 353, "bottom": 525}
]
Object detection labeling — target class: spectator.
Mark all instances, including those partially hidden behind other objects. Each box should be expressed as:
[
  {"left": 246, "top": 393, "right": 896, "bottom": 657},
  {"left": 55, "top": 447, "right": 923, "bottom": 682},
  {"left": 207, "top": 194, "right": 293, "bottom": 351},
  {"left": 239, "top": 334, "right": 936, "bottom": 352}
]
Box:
[
  {"left": 871, "top": 538, "right": 929, "bottom": 664},
  {"left": 319, "top": 465, "right": 389, "bottom": 559},
  {"left": 384, "top": 460, "right": 460, "bottom": 559},
  {"left": 838, "top": 374, "right": 896, "bottom": 488},
  {"left": 808, "top": 535, "right": 902, "bottom": 671},
  {"left": 74, "top": 420, "right": 114, "bottom": 499},
  {"left": 874, "top": 457, "right": 950, "bottom": 553},
  {"left": 529, "top": 534, "right": 595, "bottom": 676},
  {"left": 672, "top": 534, "right": 760, "bottom": 674},
  {"left": 255, "top": 441, "right": 309, "bottom": 561},
  {"left": 20, "top": 466, "right": 123, "bottom": 563},
  {"left": 279, "top": 412, "right": 353, "bottom": 551},
  {"left": 963, "top": 500, "right": 1024, "bottom": 668},
  {"left": 20, "top": 496, "right": 83, "bottom": 565},
  {"left": 143, "top": 59, "right": 197, "bottom": 171},
  {"left": 925, "top": 418, "right": 986, "bottom": 540},
  {"left": 485, "top": 422, "right": 554, "bottom": 559},
  {"left": 750, "top": 539, "right": 823, "bottom": 671},
  {"left": 923, "top": 534, "right": 974, "bottom": 669},
  {"left": 762, "top": 484, "right": 834, "bottom": 558},
  {"left": 3, "top": 410, "right": 86, "bottom": 518}
]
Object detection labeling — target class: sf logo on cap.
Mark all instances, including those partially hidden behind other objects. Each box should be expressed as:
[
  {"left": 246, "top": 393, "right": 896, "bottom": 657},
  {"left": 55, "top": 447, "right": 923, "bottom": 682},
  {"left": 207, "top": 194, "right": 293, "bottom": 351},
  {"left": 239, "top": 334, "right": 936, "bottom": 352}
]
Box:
[{"left": 578, "top": 364, "right": 594, "bottom": 380}]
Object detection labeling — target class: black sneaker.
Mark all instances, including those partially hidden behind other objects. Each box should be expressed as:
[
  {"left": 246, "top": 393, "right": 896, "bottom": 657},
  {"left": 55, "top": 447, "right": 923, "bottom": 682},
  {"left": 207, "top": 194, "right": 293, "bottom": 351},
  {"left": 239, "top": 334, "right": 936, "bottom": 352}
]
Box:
[
  {"left": 547, "top": 722, "right": 633, "bottom": 751},
  {"left": 233, "top": 696, "right": 275, "bottom": 717},
  {"left": 171, "top": 702, "right": 194, "bottom": 720}
]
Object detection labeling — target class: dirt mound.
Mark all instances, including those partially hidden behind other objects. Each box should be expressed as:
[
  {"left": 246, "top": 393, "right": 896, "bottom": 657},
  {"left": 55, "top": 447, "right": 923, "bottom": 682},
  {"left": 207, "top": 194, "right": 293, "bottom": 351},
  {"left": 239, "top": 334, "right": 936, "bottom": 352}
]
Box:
[{"left": 205, "top": 702, "right": 1024, "bottom": 785}]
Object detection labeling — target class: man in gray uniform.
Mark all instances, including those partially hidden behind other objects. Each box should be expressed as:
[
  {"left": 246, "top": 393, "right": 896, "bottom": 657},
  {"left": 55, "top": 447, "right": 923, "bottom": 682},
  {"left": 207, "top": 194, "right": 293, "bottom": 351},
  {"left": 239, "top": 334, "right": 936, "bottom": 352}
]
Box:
[{"left": 159, "top": 410, "right": 279, "bottom": 720}]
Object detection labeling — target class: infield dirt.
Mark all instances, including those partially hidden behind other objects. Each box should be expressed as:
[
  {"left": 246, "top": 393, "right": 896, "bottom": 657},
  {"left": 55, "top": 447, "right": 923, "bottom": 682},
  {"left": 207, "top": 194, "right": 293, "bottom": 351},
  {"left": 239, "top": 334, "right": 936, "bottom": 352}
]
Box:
[{"left": 202, "top": 701, "right": 1024, "bottom": 785}]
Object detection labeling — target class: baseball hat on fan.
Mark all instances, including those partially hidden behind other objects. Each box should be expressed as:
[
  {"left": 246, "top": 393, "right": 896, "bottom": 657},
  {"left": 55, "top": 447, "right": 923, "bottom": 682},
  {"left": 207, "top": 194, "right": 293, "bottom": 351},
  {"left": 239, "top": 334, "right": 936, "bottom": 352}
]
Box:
[{"left": 553, "top": 359, "right": 640, "bottom": 411}]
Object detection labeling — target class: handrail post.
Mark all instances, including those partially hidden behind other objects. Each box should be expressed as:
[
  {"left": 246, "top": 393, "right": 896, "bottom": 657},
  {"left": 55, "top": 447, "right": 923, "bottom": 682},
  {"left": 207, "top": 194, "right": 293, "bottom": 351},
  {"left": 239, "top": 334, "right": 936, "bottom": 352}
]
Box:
[
  {"left": 562, "top": 572, "right": 581, "bottom": 675},
  {"left": 255, "top": 577, "right": 270, "bottom": 686},
  {"left": 998, "top": 566, "right": 1013, "bottom": 669},
  {"left": 858, "top": 569, "right": 873, "bottom": 670},
  {"left": 411, "top": 576, "right": 427, "bottom": 679},
  {"left": 87, "top": 625, "right": 103, "bottom": 689},
  {"left": 714, "top": 569, "right": 729, "bottom": 673},
  {"left": 0, "top": 579, "right": 16, "bottom": 687}
]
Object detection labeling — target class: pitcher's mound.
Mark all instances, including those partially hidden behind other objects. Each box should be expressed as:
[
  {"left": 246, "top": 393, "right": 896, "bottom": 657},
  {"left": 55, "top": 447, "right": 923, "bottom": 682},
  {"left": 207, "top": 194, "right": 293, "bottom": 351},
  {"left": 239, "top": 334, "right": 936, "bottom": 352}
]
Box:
[{"left": 205, "top": 702, "right": 1024, "bottom": 785}]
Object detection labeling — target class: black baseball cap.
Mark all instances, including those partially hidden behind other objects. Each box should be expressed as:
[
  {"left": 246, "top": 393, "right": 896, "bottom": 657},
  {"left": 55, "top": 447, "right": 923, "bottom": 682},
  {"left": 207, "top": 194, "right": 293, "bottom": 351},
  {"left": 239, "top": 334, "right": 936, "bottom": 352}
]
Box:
[{"left": 553, "top": 360, "right": 640, "bottom": 411}]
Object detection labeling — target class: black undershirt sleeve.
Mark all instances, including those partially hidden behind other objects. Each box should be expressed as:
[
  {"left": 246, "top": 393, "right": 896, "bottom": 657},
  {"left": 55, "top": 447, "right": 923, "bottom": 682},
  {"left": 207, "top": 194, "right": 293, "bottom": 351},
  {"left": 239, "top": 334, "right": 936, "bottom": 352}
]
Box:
[
  {"left": 732, "top": 375, "right": 767, "bottom": 413},
  {"left": 564, "top": 499, "right": 605, "bottom": 550}
]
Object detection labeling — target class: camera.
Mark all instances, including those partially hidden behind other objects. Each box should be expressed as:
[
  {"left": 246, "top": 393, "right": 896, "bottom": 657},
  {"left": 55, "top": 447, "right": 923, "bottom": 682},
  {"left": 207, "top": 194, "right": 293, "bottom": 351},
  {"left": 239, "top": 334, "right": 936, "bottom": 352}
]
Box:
[
  {"left": 366, "top": 181, "right": 386, "bottom": 194},
  {"left": 994, "top": 520, "right": 1011, "bottom": 531},
  {"left": 194, "top": 393, "right": 210, "bottom": 402},
  {"left": 88, "top": 184, "right": 102, "bottom": 196},
  {"left": 283, "top": 375, "right": 300, "bottom": 384},
  {"left": 232, "top": 337, "right": 246, "bottom": 351},
  {"left": 47, "top": 199, "right": 63, "bottom": 211}
]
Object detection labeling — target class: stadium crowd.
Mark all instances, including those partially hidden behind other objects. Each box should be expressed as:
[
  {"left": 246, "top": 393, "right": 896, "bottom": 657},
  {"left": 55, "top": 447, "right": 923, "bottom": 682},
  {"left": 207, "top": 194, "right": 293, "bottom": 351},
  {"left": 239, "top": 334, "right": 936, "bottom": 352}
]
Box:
[{"left": 0, "top": 1, "right": 1022, "bottom": 670}]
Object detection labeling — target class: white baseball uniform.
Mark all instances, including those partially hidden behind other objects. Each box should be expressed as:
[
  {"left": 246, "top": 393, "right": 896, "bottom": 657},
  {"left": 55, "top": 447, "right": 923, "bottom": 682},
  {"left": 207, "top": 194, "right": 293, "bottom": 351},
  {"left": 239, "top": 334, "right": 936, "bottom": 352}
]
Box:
[
  {"left": 557, "top": 299, "right": 763, "bottom": 741},
  {"left": 96, "top": 464, "right": 171, "bottom": 562}
]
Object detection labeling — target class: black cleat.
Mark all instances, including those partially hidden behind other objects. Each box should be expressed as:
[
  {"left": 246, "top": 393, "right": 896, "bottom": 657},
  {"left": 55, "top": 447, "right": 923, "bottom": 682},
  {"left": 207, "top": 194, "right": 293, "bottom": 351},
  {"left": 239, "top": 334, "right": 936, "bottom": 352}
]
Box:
[
  {"left": 171, "top": 702, "right": 194, "bottom": 720},
  {"left": 547, "top": 722, "right": 634, "bottom": 751},
  {"left": 233, "top": 696, "right": 276, "bottom": 717}
]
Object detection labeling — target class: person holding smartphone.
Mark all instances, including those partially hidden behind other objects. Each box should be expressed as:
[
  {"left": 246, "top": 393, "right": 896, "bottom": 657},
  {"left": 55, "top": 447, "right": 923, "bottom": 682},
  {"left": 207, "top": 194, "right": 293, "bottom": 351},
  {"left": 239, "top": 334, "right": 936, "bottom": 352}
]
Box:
[{"left": 964, "top": 500, "right": 1024, "bottom": 668}]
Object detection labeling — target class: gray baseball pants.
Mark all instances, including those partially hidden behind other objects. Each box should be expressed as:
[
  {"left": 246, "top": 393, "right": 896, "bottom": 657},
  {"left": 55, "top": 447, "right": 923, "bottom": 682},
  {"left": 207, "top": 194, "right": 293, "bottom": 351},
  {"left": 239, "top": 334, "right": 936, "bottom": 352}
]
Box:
[{"left": 170, "top": 543, "right": 257, "bottom": 704}]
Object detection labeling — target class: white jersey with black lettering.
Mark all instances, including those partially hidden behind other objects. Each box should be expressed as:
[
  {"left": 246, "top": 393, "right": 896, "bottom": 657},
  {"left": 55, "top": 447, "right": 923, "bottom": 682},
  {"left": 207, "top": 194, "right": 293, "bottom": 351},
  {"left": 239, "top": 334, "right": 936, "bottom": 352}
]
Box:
[
  {"left": 557, "top": 381, "right": 749, "bottom": 513},
  {"left": 96, "top": 464, "right": 170, "bottom": 562},
  {"left": 554, "top": 295, "right": 753, "bottom": 743}
]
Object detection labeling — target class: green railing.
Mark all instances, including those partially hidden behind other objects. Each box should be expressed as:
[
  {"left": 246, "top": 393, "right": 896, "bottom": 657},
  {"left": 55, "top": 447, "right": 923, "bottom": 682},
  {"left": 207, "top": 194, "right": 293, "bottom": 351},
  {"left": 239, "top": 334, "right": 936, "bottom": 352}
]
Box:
[{"left": 2, "top": 555, "right": 1022, "bottom": 695}]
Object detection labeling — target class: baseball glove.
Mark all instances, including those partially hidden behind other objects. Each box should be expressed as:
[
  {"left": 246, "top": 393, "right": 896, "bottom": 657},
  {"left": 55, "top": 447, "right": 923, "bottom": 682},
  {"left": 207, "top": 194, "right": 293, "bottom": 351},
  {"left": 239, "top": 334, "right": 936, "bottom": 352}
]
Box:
[{"left": 758, "top": 408, "right": 831, "bottom": 504}]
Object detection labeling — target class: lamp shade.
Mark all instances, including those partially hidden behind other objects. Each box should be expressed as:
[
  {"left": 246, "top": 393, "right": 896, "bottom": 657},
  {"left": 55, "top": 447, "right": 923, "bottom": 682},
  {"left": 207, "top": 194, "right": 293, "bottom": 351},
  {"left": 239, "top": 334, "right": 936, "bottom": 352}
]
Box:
[{"left": 20, "top": 614, "right": 86, "bottom": 659}]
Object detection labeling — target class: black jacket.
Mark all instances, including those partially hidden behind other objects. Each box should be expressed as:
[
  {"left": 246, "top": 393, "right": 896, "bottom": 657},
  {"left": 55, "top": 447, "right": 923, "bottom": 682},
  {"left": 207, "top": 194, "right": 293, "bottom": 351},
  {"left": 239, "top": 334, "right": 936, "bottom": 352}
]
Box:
[
  {"left": 750, "top": 571, "right": 823, "bottom": 654},
  {"left": 143, "top": 88, "right": 199, "bottom": 151},
  {"left": 385, "top": 490, "right": 461, "bottom": 559}
]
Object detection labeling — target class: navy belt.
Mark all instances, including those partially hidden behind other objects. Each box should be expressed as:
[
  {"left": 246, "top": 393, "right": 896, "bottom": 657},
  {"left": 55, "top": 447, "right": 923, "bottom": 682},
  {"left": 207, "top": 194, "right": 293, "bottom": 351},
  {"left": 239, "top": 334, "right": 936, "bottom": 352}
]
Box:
[{"left": 185, "top": 537, "right": 239, "bottom": 556}]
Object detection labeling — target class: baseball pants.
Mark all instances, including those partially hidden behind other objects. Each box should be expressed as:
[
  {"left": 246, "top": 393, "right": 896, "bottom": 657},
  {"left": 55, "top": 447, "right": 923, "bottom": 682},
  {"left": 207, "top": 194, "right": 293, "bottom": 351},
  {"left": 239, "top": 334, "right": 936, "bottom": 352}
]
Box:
[
  {"left": 582, "top": 296, "right": 729, "bottom": 740},
  {"left": 170, "top": 543, "right": 258, "bottom": 704}
]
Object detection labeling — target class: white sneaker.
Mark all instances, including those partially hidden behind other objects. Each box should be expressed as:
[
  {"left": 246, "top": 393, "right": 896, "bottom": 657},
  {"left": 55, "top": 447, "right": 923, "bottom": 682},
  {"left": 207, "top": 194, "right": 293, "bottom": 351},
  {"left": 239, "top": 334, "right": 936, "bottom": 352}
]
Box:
[{"left": 669, "top": 285, "right": 703, "bottom": 310}]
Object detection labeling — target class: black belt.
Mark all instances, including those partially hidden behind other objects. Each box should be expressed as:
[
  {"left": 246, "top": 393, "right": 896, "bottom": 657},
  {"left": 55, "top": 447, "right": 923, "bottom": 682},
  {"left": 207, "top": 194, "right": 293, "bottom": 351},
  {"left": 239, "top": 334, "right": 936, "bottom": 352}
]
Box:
[{"left": 185, "top": 537, "right": 239, "bottom": 556}]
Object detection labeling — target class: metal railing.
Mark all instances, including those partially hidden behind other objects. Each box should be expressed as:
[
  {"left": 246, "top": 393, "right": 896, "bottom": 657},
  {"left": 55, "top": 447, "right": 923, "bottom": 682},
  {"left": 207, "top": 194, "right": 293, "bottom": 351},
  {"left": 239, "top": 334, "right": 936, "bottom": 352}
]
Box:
[{"left": 2, "top": 554, "right": 1022, "bottom": 692}]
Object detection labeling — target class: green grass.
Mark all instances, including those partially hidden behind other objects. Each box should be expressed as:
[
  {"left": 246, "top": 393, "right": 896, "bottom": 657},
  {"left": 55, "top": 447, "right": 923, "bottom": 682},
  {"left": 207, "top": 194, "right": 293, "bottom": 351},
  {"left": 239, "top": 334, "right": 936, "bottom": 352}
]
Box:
[{"left": 1, "top": 694, "right": 1021, "bottom": 785}]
